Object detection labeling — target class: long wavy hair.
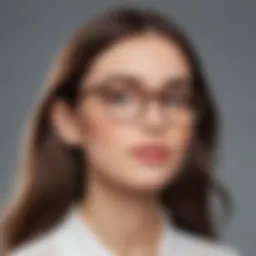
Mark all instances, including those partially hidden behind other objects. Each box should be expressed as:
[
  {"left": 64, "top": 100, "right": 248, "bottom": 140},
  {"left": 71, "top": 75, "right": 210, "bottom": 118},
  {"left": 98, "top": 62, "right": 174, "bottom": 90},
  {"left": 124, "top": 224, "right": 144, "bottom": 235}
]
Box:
[{"left": 1, "top": 6, "right": 231, "bottom": 252}]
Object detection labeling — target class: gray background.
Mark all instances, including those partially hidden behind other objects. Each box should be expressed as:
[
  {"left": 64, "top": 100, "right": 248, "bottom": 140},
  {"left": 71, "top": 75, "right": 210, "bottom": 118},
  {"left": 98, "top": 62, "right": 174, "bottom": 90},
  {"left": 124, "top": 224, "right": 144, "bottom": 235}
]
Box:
[{"left": 0, "top": 0, "right": 255, "bottom": 255}]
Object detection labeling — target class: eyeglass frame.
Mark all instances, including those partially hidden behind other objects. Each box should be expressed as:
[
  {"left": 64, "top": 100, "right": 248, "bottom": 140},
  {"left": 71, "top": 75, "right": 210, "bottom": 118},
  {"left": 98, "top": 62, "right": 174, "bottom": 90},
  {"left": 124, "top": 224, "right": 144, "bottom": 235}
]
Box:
[{"left": 77, "top": 78, "right": 203, "bottom": 125}]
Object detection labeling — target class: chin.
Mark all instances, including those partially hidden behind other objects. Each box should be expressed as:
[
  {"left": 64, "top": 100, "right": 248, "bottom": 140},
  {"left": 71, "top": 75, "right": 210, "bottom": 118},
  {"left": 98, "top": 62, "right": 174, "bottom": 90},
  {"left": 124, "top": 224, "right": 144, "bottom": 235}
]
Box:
[
  {"left": 131, "top": 162, "right": 180, "bottom": 190},
  {"left": 123, "top": 171, "right": 177, "bottom": 193}
]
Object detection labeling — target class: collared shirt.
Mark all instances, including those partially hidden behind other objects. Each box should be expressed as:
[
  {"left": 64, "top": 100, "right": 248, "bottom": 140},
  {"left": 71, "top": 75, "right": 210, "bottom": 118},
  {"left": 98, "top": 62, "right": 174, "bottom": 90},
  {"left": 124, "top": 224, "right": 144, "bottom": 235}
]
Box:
[{"left": 11, "top": 207, "right": 241, "bottom": 256}]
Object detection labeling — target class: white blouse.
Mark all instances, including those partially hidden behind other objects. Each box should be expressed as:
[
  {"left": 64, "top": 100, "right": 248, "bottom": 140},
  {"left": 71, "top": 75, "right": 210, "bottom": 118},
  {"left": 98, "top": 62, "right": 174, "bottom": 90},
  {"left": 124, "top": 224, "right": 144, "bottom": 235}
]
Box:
[{"left": 11, "top": 207, "right": 241, "bottom": 256}]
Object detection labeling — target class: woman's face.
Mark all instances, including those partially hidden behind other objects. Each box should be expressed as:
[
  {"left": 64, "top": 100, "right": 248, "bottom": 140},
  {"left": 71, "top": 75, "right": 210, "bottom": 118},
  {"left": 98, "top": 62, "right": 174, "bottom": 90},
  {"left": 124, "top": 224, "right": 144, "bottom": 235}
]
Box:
[{"left": 76, "top": 33, "right": 195, "bottom": 192}]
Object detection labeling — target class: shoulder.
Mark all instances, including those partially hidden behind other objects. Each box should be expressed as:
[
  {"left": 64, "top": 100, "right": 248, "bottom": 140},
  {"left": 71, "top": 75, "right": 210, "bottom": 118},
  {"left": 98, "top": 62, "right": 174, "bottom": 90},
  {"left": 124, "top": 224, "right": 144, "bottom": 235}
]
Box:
[
  {"left": 10, "top": 232, "right": 60, "bottom": 256},
  {"left": 9, "top": 207, "right": 90, "bottom": 256},
  {"left": 9, "top": 215, "right": 69, "bottom": 256},
  {"left": 172, "top": 228, "right": 241, "bottom": 256}
]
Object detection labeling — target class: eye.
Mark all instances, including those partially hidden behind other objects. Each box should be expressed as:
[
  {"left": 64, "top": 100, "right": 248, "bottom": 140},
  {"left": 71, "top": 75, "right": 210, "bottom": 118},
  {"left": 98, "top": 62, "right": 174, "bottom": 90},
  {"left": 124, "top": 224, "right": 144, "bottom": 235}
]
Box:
[
  {"left": 112, "top": 91, "right": 130, "bottom": 102},
  {"left": 102, "top": 88, "right": 133, "bottom": 104},
  {"left": 162, "top": 93, "right": 191, "bottom": 107}
]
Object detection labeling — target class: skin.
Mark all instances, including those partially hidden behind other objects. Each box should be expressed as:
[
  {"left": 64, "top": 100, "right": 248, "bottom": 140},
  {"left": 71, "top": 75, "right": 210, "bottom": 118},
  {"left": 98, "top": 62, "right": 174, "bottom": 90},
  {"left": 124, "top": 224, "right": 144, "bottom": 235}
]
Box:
[{"left": 52, "top": 32, "right": 195, "bottom": 255}]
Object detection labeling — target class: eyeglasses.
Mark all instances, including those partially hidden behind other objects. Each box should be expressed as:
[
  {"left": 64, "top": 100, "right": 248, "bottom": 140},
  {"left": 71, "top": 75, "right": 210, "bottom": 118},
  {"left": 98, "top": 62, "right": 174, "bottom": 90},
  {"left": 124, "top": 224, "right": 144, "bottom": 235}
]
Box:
[{"left": 79, "top": 79, "right": 201, "bottom": 125}]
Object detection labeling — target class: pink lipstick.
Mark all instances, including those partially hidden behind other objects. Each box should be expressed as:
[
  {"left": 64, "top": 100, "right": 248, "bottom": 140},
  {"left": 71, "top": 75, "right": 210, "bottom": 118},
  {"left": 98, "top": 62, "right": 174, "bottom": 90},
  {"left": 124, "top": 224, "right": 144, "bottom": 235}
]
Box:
[{"left": 131, "top": 144, "right": 169, "bottom": 165}]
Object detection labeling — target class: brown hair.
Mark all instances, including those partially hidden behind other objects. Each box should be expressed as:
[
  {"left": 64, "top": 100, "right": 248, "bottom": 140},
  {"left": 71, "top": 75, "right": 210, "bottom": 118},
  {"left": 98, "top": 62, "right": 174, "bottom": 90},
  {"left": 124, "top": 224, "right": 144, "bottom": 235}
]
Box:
[{"left": 1, "top": 6, "right": 231, "bottom": 251}]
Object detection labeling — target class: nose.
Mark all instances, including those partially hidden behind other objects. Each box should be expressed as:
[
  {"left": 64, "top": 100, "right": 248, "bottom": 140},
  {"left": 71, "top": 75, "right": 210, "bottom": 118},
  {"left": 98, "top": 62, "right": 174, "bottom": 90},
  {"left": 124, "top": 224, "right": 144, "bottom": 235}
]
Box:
[{"left": 140, "top": 101, "right": 166, "bottom": 132}]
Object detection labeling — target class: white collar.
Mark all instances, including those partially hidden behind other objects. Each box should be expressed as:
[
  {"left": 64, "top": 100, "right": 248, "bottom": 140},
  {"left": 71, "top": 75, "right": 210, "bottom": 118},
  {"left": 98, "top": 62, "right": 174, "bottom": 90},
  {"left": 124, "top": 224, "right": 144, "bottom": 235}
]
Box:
[{"left": 52, "top": 206, "right": 176, "bottom": 256}]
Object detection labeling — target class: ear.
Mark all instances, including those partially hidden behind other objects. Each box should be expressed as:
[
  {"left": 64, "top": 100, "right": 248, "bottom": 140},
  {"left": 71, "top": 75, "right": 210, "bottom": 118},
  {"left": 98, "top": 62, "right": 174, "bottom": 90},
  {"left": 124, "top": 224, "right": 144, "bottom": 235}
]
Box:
[{"left": 50, "top": 100, "right": 83, "bottom": 146}]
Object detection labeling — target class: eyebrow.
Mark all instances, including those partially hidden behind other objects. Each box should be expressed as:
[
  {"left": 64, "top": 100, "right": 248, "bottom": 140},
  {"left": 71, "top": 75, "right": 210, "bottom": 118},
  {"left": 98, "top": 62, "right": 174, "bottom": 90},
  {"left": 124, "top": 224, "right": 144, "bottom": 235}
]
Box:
[{"left": 87, "top": 73, "right": 193, "bottom": 92}]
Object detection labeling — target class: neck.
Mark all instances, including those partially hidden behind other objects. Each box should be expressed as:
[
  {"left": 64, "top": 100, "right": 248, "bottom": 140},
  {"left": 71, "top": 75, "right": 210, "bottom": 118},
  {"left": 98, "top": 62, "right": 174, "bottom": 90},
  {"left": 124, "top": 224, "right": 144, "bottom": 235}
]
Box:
[{"left": 78, "top": 172, "right": 165, "bottom": 254}]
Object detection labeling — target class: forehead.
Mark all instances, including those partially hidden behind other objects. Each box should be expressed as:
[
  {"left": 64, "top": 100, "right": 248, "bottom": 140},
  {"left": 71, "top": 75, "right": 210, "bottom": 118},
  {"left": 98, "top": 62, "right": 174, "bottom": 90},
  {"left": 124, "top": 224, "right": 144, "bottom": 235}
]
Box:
[{"left": 84, "top": 33, "right": 192, "bottom": 88}]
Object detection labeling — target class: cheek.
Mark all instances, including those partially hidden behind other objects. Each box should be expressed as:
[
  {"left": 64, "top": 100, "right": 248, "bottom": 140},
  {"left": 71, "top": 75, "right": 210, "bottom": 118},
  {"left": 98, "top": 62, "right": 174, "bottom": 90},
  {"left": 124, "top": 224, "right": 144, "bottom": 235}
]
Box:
[
  {"left": 169, "top": 125, "right": 194, "bottom": 151},
  {"left": 167, "top": 124, "right": 194, "bottom": 170},
  {"left": 79, "top": 111, "right": 126, "bottom": 174}
]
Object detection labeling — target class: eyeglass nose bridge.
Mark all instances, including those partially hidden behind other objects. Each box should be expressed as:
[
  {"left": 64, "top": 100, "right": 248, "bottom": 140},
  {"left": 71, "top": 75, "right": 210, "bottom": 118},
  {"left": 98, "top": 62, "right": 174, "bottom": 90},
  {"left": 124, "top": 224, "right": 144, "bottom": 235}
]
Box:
[{"left": 138, "top": 90, "right": 167, "bottom": 121}]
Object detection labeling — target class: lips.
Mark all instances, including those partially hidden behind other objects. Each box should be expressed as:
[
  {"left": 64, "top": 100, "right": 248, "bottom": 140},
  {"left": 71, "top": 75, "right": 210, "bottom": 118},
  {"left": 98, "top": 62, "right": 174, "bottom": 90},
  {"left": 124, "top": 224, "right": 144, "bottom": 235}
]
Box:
[{"left": 131, "top": 144, "right": 169, "bottom": 164}]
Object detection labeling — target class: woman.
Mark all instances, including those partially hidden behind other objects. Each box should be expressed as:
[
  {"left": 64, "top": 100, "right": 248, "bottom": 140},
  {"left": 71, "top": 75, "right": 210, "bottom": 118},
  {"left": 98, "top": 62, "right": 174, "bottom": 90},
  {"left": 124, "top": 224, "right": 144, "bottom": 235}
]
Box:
[{"left": 1, "top": 6, "right": 240, "bottom": 256}]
